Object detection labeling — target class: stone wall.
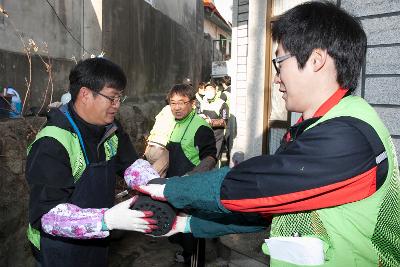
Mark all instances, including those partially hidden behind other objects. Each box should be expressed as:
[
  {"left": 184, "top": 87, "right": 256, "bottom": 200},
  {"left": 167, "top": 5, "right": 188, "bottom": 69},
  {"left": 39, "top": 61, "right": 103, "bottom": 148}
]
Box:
[
  {"left": 0, "top": 117, "right": 44, "bottom": 267},
  {"left": 103, "top": 0, "right": 211, "bottom": 101}
]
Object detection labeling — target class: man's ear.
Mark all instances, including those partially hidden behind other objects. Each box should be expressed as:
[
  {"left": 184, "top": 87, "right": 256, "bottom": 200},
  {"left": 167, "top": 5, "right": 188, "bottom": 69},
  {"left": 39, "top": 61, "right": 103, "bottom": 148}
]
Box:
[
  {"left": 78, "top": 87, "right": 91, "bottom": 104},
  {"left": 311, "top": 48, "right": 328, "bottom": 72}
]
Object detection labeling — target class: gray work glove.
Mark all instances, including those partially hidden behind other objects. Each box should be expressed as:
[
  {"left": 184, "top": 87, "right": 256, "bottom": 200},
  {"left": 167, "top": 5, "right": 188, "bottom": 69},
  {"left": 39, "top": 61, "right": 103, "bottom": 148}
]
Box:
[{"left": 186, "top": 156, "right": 216, "bottom": 175}]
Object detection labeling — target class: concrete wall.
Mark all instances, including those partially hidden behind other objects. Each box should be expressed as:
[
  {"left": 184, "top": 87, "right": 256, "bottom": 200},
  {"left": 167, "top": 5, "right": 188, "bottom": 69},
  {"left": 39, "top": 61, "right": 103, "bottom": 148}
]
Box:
[
  {"left": 230, "top": 0, "right": 254, "bottom": 160},
  {"left": 151, "top": 0, "right": 200, "bottom": 33},
  {"left": 0, "top": 0, "right": 101, "bottom": 58},
  {"left": 103, "top": 0, "right": 210, "bottom": 105},
  {"left": 0, "top": 0, "right": 101, "bottom": 110}
]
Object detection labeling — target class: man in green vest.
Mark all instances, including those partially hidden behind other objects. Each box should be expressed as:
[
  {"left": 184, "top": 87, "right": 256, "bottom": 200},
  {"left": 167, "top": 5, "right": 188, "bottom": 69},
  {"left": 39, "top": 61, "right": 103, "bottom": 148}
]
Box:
[
  {"left": 136, "top": 2, "right": 400, "bottom": 266},
  {"left": 166, "top": 83, "right": 217, "bottom": 177},
  {"left": 166, "top": 83, "right": 217, "bottom": 264},
  {"left": 26, "top": 58, "right": 157, "bottom": 267}
]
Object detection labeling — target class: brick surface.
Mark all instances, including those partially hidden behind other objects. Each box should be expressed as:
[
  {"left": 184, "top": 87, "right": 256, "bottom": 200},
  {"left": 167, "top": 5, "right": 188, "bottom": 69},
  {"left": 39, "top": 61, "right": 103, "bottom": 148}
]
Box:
[
  {"left": 341, "top": 0, "right": 400, "bottom": 17},
  {"left": 365, "top": 77, "right": 400, "bottom": 105},
  {"left": 362, "top": 16, "right": 400, "bottom": 46},
  {"left": 366, "top": 46, "right": 400, "bottom": 75},
  {"left": 374, "top": 106, "right": 400, "bottom": 136}
]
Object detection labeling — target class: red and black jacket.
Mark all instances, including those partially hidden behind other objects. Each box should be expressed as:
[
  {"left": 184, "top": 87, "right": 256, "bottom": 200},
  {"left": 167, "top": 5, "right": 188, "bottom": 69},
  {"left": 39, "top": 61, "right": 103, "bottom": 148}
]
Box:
[{"left": 220, "top": 89, "right": 388, "bottom": 215}]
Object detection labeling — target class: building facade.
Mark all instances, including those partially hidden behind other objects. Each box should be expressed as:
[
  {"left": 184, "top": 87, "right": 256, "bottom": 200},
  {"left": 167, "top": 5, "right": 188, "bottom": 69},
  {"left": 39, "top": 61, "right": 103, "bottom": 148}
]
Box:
[
  {"left": 230, "top": 0, "right": 400, "bottom": 161},
  {"left": 0, "top": 0, "right": 210, "bottom": 112},
  {"left": 203, "top": 0, "right": 232, "bottom": 62}
]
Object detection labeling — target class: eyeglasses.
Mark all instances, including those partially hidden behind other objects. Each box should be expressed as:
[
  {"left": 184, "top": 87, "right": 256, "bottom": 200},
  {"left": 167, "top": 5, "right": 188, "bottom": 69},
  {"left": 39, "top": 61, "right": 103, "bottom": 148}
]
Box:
[
  {"left": 94, "top": 91, "right": 127, "bottom": 105},
  {"left": 170, "top": 101, "right": 191, "bottom": 108},
  {"left": 272, "top": 54, "right": 292, "bottom": 75}
]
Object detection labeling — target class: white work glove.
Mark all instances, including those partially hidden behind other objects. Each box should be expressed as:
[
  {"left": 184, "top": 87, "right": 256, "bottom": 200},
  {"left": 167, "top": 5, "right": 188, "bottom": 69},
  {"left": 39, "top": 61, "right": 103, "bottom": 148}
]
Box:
[
  {"left": 149, "top": 213, "right": 191, "bottom": 237},
  {"left": 135, "top": 183, "right": 167, "bottom": 201},
  {"left": 163, "top": 213, "right": 191, "bottom": 237},
  {"left": 103, "top": 196, "right": 157, "bottom": 233}
]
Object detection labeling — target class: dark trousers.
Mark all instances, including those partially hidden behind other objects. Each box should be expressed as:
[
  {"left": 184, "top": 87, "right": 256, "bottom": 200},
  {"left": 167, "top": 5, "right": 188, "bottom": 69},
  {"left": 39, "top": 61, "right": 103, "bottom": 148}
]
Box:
[{"left": 169, "top": 233, "right": 195, "bottom": 255}]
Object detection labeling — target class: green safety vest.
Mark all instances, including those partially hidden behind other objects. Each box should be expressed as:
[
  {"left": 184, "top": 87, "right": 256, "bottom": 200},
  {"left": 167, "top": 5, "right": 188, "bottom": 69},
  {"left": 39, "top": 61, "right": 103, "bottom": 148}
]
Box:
[
  {"left": 169, "top": 110, "right": 211, "bottom": 166},
  {"left": 26, "top": 125, "right": 118, "bottom": 250},
  {"left": 263, "top": 96, "right": 400, "bottom": 267},
  {"left": 217, "top": 89, "right": 230, "bottom": 107}
]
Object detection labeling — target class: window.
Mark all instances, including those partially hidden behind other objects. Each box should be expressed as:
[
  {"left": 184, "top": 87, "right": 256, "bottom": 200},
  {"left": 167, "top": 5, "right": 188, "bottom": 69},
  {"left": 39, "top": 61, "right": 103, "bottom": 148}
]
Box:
[
  {"left": 219, "top": 34, "right": 227, "bottom": 54},
  {"left": 263, "top": 0, "right": 310, "bottom": 154}
]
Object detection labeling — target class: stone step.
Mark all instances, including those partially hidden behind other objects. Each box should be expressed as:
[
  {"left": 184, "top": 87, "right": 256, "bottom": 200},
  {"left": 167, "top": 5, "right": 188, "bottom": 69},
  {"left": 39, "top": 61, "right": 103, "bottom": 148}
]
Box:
[{"left": 217, "top": 232, "right": 270, "bottom": 267}]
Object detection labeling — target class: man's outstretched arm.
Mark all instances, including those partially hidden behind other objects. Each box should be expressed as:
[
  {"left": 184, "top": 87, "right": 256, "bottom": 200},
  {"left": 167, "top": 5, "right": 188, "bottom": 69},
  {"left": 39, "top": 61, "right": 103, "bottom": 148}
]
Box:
[{"left": 139, "top": 118, "right": 387, "bottom": 215}]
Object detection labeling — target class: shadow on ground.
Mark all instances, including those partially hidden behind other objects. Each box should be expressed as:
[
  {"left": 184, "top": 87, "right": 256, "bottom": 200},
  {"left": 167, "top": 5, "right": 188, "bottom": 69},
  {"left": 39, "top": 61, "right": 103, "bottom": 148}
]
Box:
[{"left": 109, "top": 231, "right": 231, "bottom": 267}]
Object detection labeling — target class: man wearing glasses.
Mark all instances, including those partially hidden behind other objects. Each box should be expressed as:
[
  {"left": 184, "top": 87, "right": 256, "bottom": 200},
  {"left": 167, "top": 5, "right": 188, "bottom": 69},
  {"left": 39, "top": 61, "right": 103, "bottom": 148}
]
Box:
[
  {"left": 166, "top": 83, "right": 217, "bottom": 178},
  {"left": 136, "top": 2, "right": 399, "bottom": 267},
  {"left": 26, "top": 58, "right": 157, "bottom": 266},
  {"left": 166, "top": 83, "right": 217, "bottom": 264}
]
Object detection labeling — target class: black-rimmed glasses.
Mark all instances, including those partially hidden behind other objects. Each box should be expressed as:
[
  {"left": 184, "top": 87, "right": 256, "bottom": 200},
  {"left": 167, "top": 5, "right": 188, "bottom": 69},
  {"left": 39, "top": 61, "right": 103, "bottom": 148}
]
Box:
[
  {"left": 272, "top": 54, "right": 292, "bottom": 75},
  {"left": 94, "top": 91, "right": 127, "bottom": 105},
  {"left": 170, "top": 101, "right": 191, "bottom": 108}
]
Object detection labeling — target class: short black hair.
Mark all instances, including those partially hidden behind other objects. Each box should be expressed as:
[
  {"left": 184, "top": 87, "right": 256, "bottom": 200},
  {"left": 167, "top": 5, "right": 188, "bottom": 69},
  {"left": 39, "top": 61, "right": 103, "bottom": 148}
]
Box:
[
  {"left": 205, "top": 81, "right": 217, "bottom": 88},
  {"left": 69, "top": 58, "right": 127, "bottom": 102},
  {"left": 167, "top": 84, "right": 196, "bottom": 102},
  {"left": 198, "top": 82, "right": 206, "bottom": 88},
  {"left": 272, "top": 1, "right": 367, "bottom": 92},
  {"left": 223, "top": 76, "right": 231, "bottom": 86}
]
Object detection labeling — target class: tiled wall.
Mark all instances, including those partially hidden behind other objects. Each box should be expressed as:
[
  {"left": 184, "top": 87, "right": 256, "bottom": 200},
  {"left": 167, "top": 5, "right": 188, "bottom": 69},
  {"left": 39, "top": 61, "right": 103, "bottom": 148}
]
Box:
[
  {"left": 341, "top": 0, "right": 400, "bottom": 159},
  {"left": 231, "top": 0, "right": 249, "bottom": 154}
]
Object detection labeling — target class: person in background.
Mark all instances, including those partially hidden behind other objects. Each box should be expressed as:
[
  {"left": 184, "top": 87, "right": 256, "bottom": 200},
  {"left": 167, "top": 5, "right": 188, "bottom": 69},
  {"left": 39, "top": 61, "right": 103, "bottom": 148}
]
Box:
[
  {"left": 136, "top": 2, "right": 400, "bottom": 266},
  {"left": 5, "top": 86, "right": 22, "bottom": 118},
  {"left": 200, "top": 82, "right": 229, "bottom": 162},
  {"left": 219, "top": 76, "right": 231, "bottom": 105},
  {"left": 26, "top": 58, "right": 157, "bottom": 267},
  {"left": 143, "top": 102, "right": 175, "bottom": 178},
  {"left": 61, "top": 91, "right": 72, "bottom": 105},
  {"left": 47, "top": 91, "right": 72, "bottom": 109},
  {"left": 194, "top": 82, "right": 206, "bottom": 114},
  {"left": 220, "top": 76, "right": 232, "bottom": 162},
  {"left": 166, "top": 83, "right": 217, "bottom": 264}
]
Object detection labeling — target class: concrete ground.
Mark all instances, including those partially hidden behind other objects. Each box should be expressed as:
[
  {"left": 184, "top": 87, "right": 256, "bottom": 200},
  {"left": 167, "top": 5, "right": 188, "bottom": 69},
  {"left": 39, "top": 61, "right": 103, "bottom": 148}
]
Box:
[
  {"left": 108, "top": 231, "right": 228, "bottom": 266},
  {"left": 108, "top": 230, "right": 270, "bottom": 267}
]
